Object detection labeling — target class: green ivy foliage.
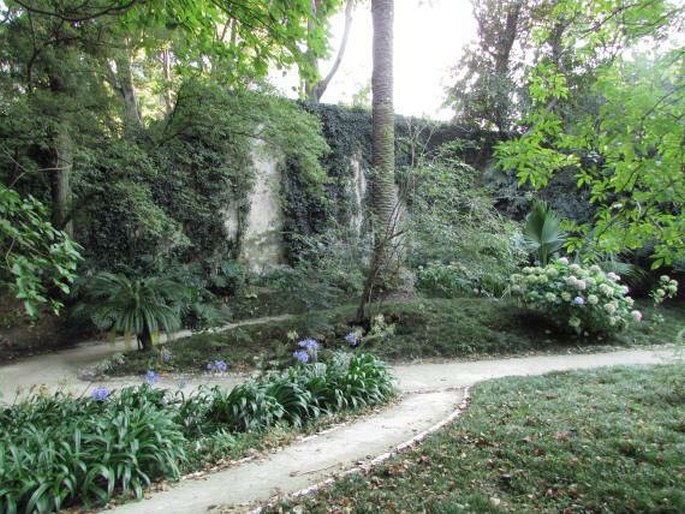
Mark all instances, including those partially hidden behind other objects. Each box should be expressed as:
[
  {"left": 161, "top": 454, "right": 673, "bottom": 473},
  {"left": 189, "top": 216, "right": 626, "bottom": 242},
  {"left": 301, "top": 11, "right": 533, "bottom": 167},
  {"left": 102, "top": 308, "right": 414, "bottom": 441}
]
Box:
[{"left": 70, "top": 81, "right": 328, "bottom": 279}]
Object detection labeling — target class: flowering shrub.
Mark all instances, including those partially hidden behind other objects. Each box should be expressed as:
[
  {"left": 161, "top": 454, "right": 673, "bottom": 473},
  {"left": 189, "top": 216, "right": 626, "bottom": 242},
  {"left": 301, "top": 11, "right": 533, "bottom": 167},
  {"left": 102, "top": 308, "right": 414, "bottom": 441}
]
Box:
[
  {"left": 343, "top": 315, "right": 396, "bottom": 350},
  {"left": 293, "top": 338, "right": 321, "bottom": 363},
  {"left": 91, "top": 386, "right": 110, "bottom": 402},
  {"left": 145, "top": 369, "right": 161, "bottom": 384},
  {"left": 510, "top": 258, "right": 640, "bottom": 335},
  {"left": 650, "top": 275, "right": 679, "bottom": 305}
]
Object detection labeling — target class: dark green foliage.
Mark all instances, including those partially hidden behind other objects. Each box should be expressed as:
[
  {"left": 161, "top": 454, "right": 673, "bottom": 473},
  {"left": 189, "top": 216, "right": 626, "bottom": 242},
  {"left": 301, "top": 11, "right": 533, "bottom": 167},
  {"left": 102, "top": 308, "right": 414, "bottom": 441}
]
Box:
[
  {"left": 272, "top": 363, "right": 685, "bottom": 513},
  {"left": 72, "top": 272, "right": 190, "bottom": 350},
  {"left": 204, "top": 352, "right": 395, "bottom": 432},
  {"left": 523, "top": 201, "right": 566, "bottom": 265},
  {"left": 0, "top": 385, "right": 185, "bottom": 513},
  {"left": 405, "top": 146, "right": 526, "bottom": 297}
]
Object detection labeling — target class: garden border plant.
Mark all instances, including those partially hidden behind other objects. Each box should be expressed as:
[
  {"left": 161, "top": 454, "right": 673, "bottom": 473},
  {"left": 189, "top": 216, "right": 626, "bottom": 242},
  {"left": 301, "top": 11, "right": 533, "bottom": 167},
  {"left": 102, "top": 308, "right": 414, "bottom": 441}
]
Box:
[
  {"left": 0, "top": 350, "right": 395, "bottom": 513},
  {"left": 509, "top": 257, "right": 679, "bottom": 335}
]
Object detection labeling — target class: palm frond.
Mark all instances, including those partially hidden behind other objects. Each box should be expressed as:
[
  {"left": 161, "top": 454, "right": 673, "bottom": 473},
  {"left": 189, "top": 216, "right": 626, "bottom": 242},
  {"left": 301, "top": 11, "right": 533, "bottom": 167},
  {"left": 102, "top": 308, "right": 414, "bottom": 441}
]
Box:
[{"left": 523, "top": 201, "right": 567, "bottom": 265}]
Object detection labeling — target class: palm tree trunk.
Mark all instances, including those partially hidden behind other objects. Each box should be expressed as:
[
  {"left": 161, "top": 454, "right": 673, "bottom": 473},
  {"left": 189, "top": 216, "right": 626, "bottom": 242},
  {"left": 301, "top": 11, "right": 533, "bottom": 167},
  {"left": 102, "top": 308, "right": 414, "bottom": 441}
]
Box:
[
  {"left": 357, "top": 0, "right": 398, "bottom": 322},
  {"left": 138, "top": 324, "right": 153, "bottom": 352}
]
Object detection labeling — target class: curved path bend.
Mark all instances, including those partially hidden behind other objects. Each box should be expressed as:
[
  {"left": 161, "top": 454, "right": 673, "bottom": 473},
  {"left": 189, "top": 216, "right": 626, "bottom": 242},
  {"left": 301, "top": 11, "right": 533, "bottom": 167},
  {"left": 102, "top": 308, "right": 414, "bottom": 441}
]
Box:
[
  {"left": 102, "top": 346, "right": 681, "bottom": 514},
  {"left": 0, "top": 334, "right": 681, "bottom": 514}
]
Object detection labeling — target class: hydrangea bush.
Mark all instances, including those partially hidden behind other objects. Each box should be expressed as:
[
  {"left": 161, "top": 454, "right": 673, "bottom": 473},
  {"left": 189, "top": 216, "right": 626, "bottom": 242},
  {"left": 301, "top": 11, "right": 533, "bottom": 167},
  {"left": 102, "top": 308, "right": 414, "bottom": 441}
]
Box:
[{"left": 510, "top": 257, "right": 641, "bottom": 335}]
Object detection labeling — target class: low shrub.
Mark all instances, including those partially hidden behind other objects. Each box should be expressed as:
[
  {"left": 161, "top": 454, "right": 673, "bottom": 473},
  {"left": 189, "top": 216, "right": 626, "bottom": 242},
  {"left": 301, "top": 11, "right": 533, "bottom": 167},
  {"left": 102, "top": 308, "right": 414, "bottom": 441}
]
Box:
[
  {"left": 204, "top": 352, "right": 395, "bottom": 432},
  {"left": 510, "top": 258, "right": 641, "bottom": 334},
  {"left": 0, "top": 352, "right": 395, "bottom": 513},
  {"left": 0, "top": 385, "right": 185, "bottom": 513}
]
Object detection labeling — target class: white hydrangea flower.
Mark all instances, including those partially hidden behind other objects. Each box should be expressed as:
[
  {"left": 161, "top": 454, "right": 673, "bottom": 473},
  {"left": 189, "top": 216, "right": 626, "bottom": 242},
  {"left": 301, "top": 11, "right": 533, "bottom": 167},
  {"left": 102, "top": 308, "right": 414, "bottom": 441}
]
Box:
[
  {"left": 561, "top": 292, "right": 572, "bottom": 301},
  {"left": 604, "top": 303, "right": 617, "bottom": 315},
  {"left": 607, "top": 272, "right": 620, "bottom": 281},
  {"left": 558, "top": 257, "right": 569, "bottom": 265},
  {"left": 631, "top": 310, "right": 642, "bottom": 322},
  {"left": 587, "top": 294, "right": 599, "bottom": 305},
  {"left": 599, "top": 284, "right": 613, "bottom": 296}
]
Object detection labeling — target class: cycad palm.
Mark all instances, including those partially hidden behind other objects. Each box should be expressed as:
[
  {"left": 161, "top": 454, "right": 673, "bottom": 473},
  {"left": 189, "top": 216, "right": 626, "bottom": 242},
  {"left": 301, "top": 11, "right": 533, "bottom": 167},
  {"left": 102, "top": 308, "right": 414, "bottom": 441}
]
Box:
[
  {"left": 524, "top": 201, "right": 566, "bottom": 266},
  {"left": 74, "top": 272, "right": 188, "bottom": 351}
]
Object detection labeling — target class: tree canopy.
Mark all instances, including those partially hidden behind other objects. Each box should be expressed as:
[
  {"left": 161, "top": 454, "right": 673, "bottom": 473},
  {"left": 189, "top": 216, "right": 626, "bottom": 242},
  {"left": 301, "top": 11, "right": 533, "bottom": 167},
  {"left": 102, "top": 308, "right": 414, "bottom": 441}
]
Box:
[{"left": 491, "top": 0, "right": 684, "bottom": 267}]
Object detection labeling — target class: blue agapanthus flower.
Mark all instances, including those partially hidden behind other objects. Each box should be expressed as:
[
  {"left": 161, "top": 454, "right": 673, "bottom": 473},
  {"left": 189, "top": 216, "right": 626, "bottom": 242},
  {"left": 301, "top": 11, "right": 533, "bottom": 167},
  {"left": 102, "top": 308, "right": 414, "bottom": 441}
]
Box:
[
  {"left": 345, "top": 331, "right": 359, "bottom": 347},
  {"left": 573, "top": 296, "right": 585, "bottom": 305},
  {"left": 145, "top": 370, "right": 160, "bottom": 384},
  {"left": 298, "top": 338, "right": 320, "bottom": 352},
  {"left": 91, "top": 387, "right": 110, "bottom": 402},
  {"left": 207, "top": 360, "right": 228, "bottom": 374},
  {"left": 293, "top": 350, "right": 310, "bottom": 363}
]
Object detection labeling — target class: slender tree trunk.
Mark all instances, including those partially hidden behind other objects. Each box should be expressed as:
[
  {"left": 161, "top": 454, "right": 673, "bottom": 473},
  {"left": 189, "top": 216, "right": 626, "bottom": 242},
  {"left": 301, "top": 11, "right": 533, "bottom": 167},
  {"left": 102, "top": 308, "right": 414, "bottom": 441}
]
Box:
[
  {"left": 50, "top": 129, "right": 73, "bottom": 237},
  {"left": 161, "top": 48, "right": 173, "bottom": 114},
  {"left": 48, "top": 74, "right": 73, "bottom": 237},
  {"left": 306, "top": 0, "right": 354, "bottom": 102},
  {"left": 371, "top": 0, "right": 398, "bottom": 265},
  {"left": 357, "top": 0, "right": 398, "bottom": 322},
  {"left": 114, "top": 53, "right": 143, "bottom": 137}
]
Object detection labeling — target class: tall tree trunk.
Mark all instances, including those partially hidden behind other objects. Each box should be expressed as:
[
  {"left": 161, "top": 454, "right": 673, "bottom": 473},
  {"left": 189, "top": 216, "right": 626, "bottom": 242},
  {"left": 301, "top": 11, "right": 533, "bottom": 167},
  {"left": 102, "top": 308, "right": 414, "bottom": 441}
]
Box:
[
  {"left": 50, "top": 128, "right": 73, "bottom": 237},
  {"left": 357, "top": 0, "right": 398, "bottom": 321},
  {"left": 161, "top": 48, "right": 173, "bottom": 114},
  {"left": 114, "top": 53, "right": 143, "bottom": 138},
  {"left": 48, "top": 74, "right": 73, "bottom": 237}
]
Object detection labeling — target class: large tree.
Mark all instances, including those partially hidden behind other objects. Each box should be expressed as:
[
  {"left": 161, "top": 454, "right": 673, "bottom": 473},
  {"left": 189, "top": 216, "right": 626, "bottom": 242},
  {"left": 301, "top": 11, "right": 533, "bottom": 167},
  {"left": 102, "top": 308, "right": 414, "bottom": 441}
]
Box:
[{"left": 496, "top": 0, "right": 684, "bottom": 267}]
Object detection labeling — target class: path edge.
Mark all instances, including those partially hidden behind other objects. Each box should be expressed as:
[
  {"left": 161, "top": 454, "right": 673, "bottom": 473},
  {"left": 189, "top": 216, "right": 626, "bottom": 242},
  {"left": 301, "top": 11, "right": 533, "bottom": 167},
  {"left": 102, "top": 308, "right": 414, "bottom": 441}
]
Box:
[{"left": 250, "top": 387, "right": 472, "bottom": 513}]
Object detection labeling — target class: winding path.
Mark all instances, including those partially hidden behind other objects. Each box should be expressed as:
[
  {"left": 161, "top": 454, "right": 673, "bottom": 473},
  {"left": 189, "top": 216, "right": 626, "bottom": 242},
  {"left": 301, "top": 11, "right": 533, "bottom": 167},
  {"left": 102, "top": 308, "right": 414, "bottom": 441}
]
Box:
[{"left": 0, "top": 330, "right": 681, "bottom": 513}]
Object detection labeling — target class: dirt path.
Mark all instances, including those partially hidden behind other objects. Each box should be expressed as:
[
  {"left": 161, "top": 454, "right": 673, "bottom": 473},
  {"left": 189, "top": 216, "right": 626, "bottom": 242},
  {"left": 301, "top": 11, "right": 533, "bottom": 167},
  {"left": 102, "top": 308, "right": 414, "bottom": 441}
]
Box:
[
  {"left": 100, "top": 345, "right": 682, "bottom": 514},
  {"left": 0, "top": 315, "right": 291, "bottom": 401}
]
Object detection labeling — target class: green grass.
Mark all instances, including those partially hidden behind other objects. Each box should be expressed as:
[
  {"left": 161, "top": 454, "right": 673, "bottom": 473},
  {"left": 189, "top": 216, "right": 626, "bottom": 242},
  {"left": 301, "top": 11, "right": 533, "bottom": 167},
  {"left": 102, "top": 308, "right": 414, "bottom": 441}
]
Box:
[
  {"left": 109, "top": 297, "right": 685, "bottom": 376},
  {"left": 267, "top": 363, "right": 685, "bottom": 513}
]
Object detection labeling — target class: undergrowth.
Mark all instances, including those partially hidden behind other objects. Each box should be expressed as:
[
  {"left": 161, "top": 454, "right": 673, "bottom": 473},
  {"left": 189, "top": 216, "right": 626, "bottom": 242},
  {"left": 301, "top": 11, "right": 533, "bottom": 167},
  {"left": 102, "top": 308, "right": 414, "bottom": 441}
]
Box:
[
  {"left": 0, "top": 353, "right": 395, "bottom": 513},
  {"left": 110, "top": 297, "right": 685, "bottom": 375}
]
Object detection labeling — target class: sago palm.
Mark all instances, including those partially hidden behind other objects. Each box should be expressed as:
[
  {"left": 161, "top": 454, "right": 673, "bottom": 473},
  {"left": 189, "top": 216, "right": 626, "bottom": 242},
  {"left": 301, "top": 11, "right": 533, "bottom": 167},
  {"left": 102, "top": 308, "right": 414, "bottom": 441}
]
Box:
[
  {"left": 523, "top": 201, "right": 567, "bottom": 265},
  {"left": 73, "top": 272, "right": 188, "bottom": 351}
]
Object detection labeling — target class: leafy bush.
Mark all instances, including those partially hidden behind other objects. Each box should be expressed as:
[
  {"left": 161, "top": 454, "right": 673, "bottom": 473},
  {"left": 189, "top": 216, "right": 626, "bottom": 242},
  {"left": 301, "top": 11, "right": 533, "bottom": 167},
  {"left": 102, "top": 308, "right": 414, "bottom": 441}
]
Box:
[
  {"left": 510, "top": 258, "right": 641, "bottom": 335},
  {"left": 416, "top": 262, "right": 475, "bottom": 297},
  {"left": 204, "top": 352, "right": 395, "bottom": 432},
  {"left": 0, "top": 385, "right": 185, "bottom": 513},
  {"left": 0, "top": 183, "right": 82, "bottom": 318},
  {"left": 405, "top": 147, "right": 526, "bottom": 297},
  {"left": 72, "top": 272, "right": 190, "bottom": 351}
]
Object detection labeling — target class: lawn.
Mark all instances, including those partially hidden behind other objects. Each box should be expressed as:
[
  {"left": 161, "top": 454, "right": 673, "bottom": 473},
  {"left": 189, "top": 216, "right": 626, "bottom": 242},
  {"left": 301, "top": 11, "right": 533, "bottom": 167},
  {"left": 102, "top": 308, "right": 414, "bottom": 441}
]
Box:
[
  {"left": 108, "top": 296, "right": 685, "bottom": 376},
  {"left": 267, "top": 362, "right": 685, "bottom": 513}
]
